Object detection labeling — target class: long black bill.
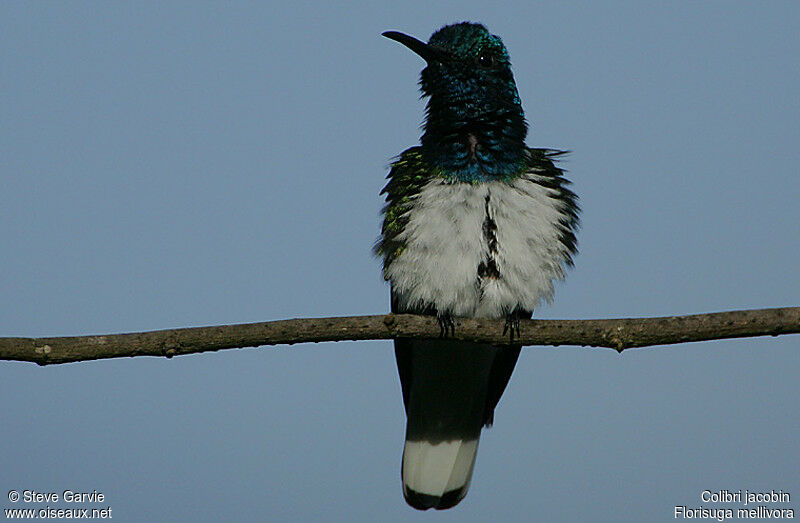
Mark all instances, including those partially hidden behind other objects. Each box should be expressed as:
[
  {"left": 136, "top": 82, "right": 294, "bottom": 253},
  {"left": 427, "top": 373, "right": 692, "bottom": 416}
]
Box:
[{"left": 382, "top": 31, "right": 446, "bottom": 63}]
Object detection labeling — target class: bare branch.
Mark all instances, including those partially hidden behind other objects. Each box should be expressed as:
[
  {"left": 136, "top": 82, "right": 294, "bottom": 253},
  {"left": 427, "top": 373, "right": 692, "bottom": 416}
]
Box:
[{"left": 1, "top": 307, "right": 798, "bottom": 366}]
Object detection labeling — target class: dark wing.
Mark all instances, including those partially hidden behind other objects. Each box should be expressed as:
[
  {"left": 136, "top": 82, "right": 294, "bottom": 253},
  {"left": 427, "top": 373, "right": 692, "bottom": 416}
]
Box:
[{"left": 527, "top": 148, "right": 580, "bottom": 265}]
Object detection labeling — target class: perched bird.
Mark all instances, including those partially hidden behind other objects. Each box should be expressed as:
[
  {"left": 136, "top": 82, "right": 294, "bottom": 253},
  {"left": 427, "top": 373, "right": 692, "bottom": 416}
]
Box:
[{"left": 376, "top": 22, "right": 579, "bottom": 510}]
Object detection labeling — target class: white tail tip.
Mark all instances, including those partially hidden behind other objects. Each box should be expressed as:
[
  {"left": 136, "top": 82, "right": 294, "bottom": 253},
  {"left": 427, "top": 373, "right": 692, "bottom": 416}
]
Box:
[{"left": 401, "top": 439, "right": 480, "bottom": 510}]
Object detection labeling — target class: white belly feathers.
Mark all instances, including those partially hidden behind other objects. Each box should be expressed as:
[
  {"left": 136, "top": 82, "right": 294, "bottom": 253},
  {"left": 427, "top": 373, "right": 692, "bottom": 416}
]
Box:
[{"left": 385, "top": 174, "right": 571, "bottom": 318}]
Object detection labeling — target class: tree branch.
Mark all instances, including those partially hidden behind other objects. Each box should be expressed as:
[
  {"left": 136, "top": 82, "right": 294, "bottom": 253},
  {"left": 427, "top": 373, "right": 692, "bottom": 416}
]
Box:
[{"left": 1, "top": 307, "right": 798, "bottom": 366}]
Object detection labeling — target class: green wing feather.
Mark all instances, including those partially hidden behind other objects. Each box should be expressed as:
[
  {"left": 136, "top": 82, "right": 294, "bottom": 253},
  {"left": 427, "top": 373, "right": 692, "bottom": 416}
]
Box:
[{"left": 374, "top": 147, "right": 439, "bottom": 277}]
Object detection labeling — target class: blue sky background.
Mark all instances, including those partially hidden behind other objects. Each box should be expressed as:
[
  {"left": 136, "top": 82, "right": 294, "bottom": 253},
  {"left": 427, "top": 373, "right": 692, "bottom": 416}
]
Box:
[{"left": 2, "top": 2, "right": 798, "bottom": 521}]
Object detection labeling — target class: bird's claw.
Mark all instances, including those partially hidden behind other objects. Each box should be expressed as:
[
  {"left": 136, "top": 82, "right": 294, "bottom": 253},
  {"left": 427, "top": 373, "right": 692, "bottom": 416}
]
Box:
[
  {"left": 437, "top": 312, "right": 455, "bottom": 338},
  {"left": 503, "top": 311, "right": 521, "bottom": 343}
]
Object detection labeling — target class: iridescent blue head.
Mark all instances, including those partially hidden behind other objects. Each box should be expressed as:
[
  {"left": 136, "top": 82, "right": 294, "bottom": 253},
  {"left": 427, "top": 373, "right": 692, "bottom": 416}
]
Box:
[{"left": 383, "top": 22, "right": 528, "bottom": 182}]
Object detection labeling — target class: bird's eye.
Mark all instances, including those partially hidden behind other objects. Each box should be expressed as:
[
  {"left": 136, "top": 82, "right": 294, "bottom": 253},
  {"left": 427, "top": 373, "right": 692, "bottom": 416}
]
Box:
[{"left": 476, "top": 53, "right": 495, "bottom": 68}]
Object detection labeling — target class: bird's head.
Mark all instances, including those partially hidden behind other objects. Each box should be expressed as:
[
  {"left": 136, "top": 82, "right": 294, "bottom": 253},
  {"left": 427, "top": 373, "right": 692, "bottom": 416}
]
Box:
[
  {"left": 383, "top": 22, "right": 522, "bottom": 116},
  {"left": 383, "top": 22, "right": 528, "bottom": 181}
]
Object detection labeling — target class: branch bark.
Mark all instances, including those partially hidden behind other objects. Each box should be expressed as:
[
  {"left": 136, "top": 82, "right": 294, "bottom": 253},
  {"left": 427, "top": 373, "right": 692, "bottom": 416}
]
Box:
[{"left": 1, "top": 307, "right": 798, "bottom": 366}]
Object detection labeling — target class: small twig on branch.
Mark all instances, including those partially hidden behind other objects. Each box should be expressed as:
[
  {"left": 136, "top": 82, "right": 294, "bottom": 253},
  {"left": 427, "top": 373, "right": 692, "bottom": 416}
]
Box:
[{"left": 0, "top": 307, "right": 797, "bottom": 366}]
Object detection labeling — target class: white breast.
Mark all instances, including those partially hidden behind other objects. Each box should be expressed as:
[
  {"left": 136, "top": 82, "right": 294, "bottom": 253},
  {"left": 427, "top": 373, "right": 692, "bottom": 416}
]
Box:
[{"left": 386, "top": 174, "right": 572, "bottom": 318}]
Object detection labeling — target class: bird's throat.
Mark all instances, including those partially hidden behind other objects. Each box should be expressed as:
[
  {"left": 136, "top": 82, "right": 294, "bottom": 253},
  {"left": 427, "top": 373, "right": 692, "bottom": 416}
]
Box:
[{"left": 421, "top": 106, "right": 528, "bottom": 183}]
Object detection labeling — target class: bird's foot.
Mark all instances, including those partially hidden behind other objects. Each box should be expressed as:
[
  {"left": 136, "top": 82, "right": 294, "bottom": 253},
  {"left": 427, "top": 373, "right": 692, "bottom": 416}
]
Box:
[
  {"left": 437, "top": 312, "right": 455, "bottom": 338},
  {"left": 503, "top": 310, "right": 521, "bottom": 343}
]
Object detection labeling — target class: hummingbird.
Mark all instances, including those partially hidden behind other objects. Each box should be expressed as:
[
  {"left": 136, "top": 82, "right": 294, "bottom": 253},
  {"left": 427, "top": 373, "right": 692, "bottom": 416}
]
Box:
[{"left": 376, "top": 22, "right": 579, "bottom": 510}]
